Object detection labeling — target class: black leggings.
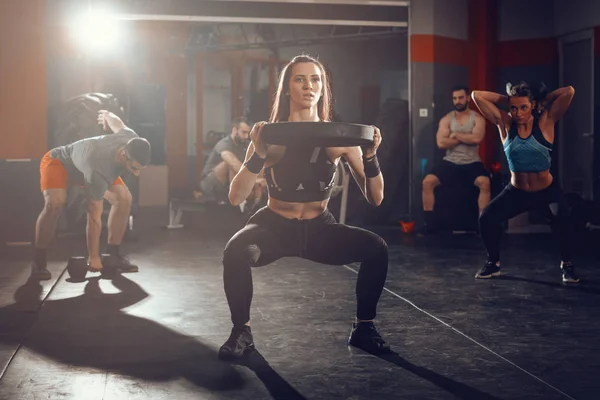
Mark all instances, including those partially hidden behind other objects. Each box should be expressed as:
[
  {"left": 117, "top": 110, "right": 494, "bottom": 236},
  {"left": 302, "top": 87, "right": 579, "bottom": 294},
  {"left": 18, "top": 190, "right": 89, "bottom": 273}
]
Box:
[
  {"left": 222, "top": 207, "right": 388, "bottom": 327},
  {"left": 479, "top": 180, "right": 574, "bottom": 263}
]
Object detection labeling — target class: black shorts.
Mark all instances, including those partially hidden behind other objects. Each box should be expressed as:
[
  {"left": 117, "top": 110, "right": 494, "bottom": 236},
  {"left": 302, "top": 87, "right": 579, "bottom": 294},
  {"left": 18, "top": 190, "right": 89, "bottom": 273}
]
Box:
[{"left": 426, "top": 160, "right": 489, "bottom": 186}]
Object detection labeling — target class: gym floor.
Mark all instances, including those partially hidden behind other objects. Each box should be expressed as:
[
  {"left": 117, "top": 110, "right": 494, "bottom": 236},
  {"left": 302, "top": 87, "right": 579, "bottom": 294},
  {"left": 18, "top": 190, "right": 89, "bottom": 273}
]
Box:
[{"left": 1, "top": 208, "right": 599, "bottom": 400}]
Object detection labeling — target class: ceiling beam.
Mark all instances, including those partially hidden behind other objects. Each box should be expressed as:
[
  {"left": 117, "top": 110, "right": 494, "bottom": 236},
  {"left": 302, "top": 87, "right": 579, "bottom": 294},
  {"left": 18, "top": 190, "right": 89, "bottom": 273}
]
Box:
[
  {"left": 210, "top": 0, "right": 409, "bottom": 6},
  {"left": 189, "top": 25, "right": 407, "bottom": 51},
  {"left": 116, "top": 15, "right": 408, "bottom": 27},
  {"left": 48, "top": 0, "right": 408, "bottom": 27}
]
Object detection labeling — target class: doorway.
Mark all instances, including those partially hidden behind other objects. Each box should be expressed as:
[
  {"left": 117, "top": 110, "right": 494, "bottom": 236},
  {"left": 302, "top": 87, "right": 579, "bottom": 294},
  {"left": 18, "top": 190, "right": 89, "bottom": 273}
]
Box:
[{"left": 559, "top": 29, "right": 595, "bottom": 200}]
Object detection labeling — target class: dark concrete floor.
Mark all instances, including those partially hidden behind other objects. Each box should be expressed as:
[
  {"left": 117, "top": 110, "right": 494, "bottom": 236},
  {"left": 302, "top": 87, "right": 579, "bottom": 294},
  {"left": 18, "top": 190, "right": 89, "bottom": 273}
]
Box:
[{"left": 1, "top": 208, "right": 598, "bottom": 399}]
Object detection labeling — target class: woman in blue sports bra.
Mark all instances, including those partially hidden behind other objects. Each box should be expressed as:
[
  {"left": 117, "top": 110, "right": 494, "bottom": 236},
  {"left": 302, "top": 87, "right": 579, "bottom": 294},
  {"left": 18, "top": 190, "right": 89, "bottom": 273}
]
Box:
[{"left": 471, "top": 82, "right": 579, "bottom": 284}]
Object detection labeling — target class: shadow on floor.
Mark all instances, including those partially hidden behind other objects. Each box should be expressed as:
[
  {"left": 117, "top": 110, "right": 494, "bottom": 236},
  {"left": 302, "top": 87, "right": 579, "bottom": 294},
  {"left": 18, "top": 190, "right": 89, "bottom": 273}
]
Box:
[
  {"left": 374, "top": 350, "right": 500, "bottom": 400},
  {"left": 495, "top": 275, "right": 600, "bottom": 295},
  {"left": 0, "top": 276, "right": 245, "bottom": 392},
  {"left": 232, "top": 350, "right": 308, "bottom": 400}
]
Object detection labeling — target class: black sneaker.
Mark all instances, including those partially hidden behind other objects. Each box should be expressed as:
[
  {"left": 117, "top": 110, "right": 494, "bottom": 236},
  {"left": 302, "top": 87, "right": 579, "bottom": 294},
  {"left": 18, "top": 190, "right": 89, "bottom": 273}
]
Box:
[
  {"left": 561, "top": 263, "right": 579, "bottom": 283},
  {"left": 475, "top": 261, "right": 501, "bottom": 279},
  {"left": 30, "top": 262, "right": 51, "bottom": 281},
  {"left": 104, "top": 253, "right": 139, "bottom": 273},
  {"left": 219, "top": 326, "right": 255, "bottom": 360},
  {"left": 348, "top": 322, "right": 391, "bottom": 354}
]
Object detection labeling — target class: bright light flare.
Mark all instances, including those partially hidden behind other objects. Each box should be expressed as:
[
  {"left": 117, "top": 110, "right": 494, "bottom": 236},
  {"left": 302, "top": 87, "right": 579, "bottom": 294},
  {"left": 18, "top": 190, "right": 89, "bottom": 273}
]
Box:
[{"left": 70, "top": 8, "right": 125, "bottom": 56}]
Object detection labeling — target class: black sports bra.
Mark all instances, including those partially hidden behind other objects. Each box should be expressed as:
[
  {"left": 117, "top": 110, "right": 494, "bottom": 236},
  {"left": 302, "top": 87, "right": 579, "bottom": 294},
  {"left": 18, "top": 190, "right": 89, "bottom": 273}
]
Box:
[{"left": 264, "top": 146, "right": 337, "bottom": 203}]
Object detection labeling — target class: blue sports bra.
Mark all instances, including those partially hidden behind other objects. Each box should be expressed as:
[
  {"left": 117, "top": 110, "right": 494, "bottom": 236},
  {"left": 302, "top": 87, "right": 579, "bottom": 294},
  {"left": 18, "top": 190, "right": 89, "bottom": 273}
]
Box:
[{"left": 503, "top": 118, "right": 552, "bottom": 173}]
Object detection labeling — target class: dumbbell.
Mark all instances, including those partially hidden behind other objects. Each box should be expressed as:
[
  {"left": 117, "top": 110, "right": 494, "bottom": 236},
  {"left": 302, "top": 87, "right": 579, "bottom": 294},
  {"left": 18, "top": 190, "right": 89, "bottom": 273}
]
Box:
[
  {"left": 260, "top": 121, "right": 374, "bottom": 147},
  {"left": 66, "top": 254, "right": 115, "bottom": 281}
]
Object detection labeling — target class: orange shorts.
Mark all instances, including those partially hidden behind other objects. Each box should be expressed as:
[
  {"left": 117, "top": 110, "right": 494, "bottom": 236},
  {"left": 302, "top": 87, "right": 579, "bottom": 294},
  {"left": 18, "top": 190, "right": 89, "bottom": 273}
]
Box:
[{"left": 40, "top": 150, "right": 125, "bottom": 192}]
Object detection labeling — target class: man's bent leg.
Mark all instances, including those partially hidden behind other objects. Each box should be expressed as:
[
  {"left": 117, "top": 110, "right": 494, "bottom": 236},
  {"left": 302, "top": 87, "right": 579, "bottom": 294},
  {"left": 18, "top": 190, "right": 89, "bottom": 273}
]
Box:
[
  {"left": 33, "top": 189, "right": 67, "bottom": 280},
  {"left": 194, "top": 162, "right": 229, "bottom": 201},
  {"left": 199, "top": 168, "right": 229, "bottom": 204},
  {"left": 422, "top": 174, "right": 440, "bottom": 211},
  {"left": 227, "top": 163, "right": 238, "bottom": 184},
  {"left": 36, "top": 189, "right": 67, "bottom": 249},
  {"left": 213, "top": 161, "right": 230, "bottom": 185},
  {"left": 421, "top": 174, "right": 441, "bottom": 233},
  {"left": 34, "top": 152, "right": 69, "bottom": 280},
  {"left": 103, "top": 180, "right": 137, "bottom": 272}
]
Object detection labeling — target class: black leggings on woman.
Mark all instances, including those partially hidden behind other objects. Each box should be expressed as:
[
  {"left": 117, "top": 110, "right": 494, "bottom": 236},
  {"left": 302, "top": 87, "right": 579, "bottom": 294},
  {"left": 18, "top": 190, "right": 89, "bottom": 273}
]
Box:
[
  {"left": 222, "top": 207, "right": 389, "bottom": 327},
  {"left": 479, "top": 180, "right": 574, "bottom": 264}
]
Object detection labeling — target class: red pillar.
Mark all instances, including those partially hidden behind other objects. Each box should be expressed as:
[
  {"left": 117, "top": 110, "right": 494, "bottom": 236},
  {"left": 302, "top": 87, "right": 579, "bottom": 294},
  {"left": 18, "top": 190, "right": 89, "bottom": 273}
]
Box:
[{"left": 468, "top": 0, "right": 498, "bottom": 169}]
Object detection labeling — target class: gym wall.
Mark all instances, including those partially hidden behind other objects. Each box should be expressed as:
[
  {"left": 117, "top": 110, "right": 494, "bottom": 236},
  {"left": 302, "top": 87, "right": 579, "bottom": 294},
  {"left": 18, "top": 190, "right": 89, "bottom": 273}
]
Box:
[
  {"left": 45, "top": 22, "right": 190, "bottom": 190},
  {"left": 496, "top": 0, "right": 558, "bottom": 173},
  {"left": 552, "top": 1, "right": 600, "bottom": 202},
  {"left": 409, "top": 0, "right": 474, "bottom": 217},
  {"left": 0, "top": 1, "right": 47, "bottom": 246},
  {"left": 278, "top": 37, "right": 408, "bottom": 124},
  {"left": 201, "top": 36, "right": 408, "bottom": 137},
  {"left": 0, "top": 0, "right": 47, "bottom": 159},
  {"left": 407, "top": 0, "right": 600, "bottom": 220},
  {"left": 496, "top": 0, "right": 600, "bottom": 202}
]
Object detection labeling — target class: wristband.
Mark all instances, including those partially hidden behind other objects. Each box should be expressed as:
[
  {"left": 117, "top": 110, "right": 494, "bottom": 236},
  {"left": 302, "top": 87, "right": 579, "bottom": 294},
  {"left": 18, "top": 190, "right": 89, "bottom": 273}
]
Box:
[
  {"left": 244, "top": 151, "right": 265, "bottom": 174},
  {"left": 363, "top": 154, "right": 380, "bottom": 178}
]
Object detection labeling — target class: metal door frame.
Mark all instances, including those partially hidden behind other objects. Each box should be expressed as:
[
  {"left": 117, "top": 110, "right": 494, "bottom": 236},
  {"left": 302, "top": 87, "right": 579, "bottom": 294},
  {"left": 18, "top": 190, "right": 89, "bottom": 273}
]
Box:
[{"left": 558, "top": 29, "right": 594, "bottom": 199}]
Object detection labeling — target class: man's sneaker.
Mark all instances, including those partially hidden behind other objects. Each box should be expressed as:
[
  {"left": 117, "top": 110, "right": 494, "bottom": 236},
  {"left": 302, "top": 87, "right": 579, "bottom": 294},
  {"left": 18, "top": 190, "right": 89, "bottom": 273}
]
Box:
[
  {"left": 30, "top": 262, "right": 51, "bottom": 281},
  {"left": 475, "top": 261, "right": 501, "bottom": 279},
  {"left": 104, "top": 253, "right": 139, "bottom": 273},
  {"left": 218, "top": 326, "right": 255, "bottom": 360},
  {"left": 348, "top": 322, "right": 391, "bottom": 354},
  {"left": 561, "top": 263, "right": 580, "bottom": 283}
]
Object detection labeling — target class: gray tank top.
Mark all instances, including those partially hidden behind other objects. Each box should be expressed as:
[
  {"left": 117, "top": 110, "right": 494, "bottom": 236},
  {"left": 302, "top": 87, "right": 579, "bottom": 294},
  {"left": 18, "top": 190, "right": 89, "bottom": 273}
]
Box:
[{"left": 443, "top": 110, "right": 481, "bottom": 165}]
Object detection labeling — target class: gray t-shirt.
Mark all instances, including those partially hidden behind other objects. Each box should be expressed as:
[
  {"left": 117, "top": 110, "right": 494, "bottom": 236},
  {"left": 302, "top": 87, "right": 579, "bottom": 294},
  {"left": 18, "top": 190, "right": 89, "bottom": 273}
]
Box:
[
  {"left": 50, "top": 128, "right": 139, "bottom": 200},
  {"left": 201, "top": 136, "right": 248, "bottom": 180}
]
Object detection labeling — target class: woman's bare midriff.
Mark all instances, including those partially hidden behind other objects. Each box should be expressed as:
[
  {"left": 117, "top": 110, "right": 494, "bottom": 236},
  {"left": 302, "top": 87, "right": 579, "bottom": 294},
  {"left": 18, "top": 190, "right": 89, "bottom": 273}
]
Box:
[
  {"left": 510, "top": 170, "right": 553, "bottom": 192},
  {"left": 267, "top": 197, "right": 329, "bottom": 220}
]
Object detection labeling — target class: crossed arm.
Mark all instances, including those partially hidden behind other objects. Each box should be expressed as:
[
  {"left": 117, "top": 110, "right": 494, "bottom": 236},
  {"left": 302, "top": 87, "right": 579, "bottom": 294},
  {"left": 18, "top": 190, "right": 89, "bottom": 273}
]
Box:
[
  {"left": 451, "top": 113, "right": 486, "bottom": 144},
  {"left": 436, "top": 113, "right": 486, "bottom": 148},
  {"left": 436, "top": 115, "right": 459, "bottom": 149}
]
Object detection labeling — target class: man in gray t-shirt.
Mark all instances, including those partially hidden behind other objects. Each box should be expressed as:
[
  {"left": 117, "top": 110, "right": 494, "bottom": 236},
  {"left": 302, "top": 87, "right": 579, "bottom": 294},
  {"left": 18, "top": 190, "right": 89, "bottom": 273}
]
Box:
[
  {"left": 193, "top": 117, "right": 266, "bottom": 210},
  {"left": 31, "top": 110, "right": 151, "bottom": 280}
]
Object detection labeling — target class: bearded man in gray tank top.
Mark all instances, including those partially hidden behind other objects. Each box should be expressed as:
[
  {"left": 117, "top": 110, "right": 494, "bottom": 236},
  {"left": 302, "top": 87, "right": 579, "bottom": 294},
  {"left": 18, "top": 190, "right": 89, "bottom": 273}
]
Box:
[{"left": 421, "top": 85, "right": 491, "bottom": 233}]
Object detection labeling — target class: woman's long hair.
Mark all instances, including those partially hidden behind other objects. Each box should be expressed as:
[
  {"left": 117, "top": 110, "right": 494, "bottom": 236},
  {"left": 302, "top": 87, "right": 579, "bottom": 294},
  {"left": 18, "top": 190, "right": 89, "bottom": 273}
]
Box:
[{"left": 269, "top": 54, "right": 333, "bottom": 123}]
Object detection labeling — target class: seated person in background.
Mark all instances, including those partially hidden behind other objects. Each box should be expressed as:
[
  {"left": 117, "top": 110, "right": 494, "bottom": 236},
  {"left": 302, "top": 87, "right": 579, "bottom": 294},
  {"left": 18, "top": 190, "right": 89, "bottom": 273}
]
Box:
[
  {"left": 194, "top": 117, "right": 266, "bottom": 209},
  {"left": 421, "top": 85, "right": 491, "bottom": 233}
]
